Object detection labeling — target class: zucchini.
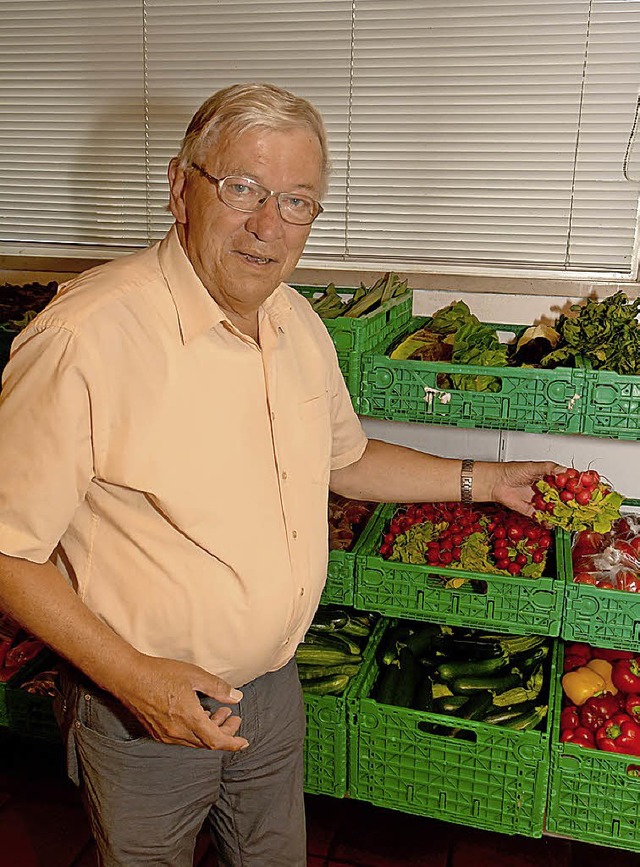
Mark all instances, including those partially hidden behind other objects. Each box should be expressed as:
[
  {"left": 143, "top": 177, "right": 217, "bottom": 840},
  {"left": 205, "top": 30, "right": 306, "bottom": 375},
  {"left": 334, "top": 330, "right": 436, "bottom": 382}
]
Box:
[
  {"left": 446, "top": 690, "right": 493, "bottom": 739},
  {"left": 483, "top": 700, "right": 538, "bottom": 726},
  {"left": 403, "top": 624, "right": 440, "bottom": 658},
  {"left": 375, "top": 648, "right": 420, "bottom": 708},
  {"left": 501, "top": 704, "right": 548, "bottom": 731},
  {"left": 431, "top": 634, "right": 504, "bottom": 660},
  {"left": 436, "top": 654, "right": 509, "bottom": 682},
  {"left": 377, "top": 624, "right": 415, "bottom": 666},
  {"left": 302, "top": 673, "right": 351, "bottom": 695},
  {"left": 513, "top": 646, "right": 549, "bottom": 679},
  {"left": 413, "top": 675, "right": 434, "bottom": 712},
  {"left": 450, "top": 671, "right": 521, "bottom": 696},
  {"left": 455, "top": 689, "right": 493, "bottom": 721},
  {"left": 433, "top": 694, "right": 469, "bottom": 715}
]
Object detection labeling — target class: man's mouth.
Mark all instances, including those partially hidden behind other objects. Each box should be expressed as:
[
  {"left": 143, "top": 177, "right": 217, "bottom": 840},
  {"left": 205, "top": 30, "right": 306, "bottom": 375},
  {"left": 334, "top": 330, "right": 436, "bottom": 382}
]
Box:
[{"left": 239, "top": 251, "right": 273, "bottom": 265}]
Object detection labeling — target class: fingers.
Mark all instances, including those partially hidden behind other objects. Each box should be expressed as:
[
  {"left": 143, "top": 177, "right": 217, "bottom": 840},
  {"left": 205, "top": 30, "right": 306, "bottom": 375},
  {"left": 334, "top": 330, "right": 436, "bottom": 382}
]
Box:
[{"left": 195, "top": 671, "right": 243, "bottom": 705}]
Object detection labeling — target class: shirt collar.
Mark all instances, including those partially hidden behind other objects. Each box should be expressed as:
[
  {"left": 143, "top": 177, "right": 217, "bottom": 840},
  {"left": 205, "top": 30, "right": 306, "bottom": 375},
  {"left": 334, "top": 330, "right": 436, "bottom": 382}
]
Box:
[{"left": 158, "top": 224, "right": 293, "bottom": 343}]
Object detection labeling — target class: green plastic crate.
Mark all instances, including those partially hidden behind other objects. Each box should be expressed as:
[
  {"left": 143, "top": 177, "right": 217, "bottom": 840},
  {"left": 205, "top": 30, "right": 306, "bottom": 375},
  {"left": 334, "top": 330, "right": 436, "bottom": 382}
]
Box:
[
  {"left": 1, "top": 649, "right": 58, "bottom": 740},
  {"left": 354, "top": 503, "right": 565, "bottom": 637},
  {"left": 546, "top": 642, "right": 640, "bottom": 851},
  {"left": 560, "top": 499, "right": 640, "bottom": 651},
  {"left": 581, "top": 368, "right": 640, "bottom": 440},
  {"left": 294, "top": 285, "right": 413, "bottom": 405},
  {"left": 347, "top": 622, "right": 558, "bottom": 837},
  {"left": 321, "top": 506, "right": 379, "bottom": 606},
  {"left": 321, "top": 550, "right": 356, "bottom": 606},
  {"left": 302, "top": 615, "right": 386, "bottom": 797},
  {"left": 358, "top": 318, "right": 585, "bottom": 433}
]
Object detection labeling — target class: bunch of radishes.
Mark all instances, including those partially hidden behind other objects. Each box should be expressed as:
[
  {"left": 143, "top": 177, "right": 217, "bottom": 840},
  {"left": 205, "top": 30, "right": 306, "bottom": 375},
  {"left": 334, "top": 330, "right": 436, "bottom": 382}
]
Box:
[
  {"left": 379, "top": 501, "right": 550, "bottom": 577},
  {"left": 531, "top": 468, "right": 624, "bottom": 534}
]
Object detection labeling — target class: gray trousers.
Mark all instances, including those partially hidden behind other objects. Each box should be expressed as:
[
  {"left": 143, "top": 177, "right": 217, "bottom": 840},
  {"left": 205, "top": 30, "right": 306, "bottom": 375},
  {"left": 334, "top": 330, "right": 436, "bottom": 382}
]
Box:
[{"left": 54, "top": 659, "right": 307, "bottom": 867}]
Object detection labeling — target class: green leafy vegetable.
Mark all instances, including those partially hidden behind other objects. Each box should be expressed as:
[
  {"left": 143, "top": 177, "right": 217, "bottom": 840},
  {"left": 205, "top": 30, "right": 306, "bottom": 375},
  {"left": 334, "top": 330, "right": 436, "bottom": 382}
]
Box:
[{"left": 540, "top": 291, "right": 640, "bottom": 374}]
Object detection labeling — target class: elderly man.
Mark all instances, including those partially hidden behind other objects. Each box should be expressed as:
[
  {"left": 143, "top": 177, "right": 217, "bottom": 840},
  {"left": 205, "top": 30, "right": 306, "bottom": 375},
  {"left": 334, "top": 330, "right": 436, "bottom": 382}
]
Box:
[{"left": 0, "top": 83, "right": 556, "bottom": 865}]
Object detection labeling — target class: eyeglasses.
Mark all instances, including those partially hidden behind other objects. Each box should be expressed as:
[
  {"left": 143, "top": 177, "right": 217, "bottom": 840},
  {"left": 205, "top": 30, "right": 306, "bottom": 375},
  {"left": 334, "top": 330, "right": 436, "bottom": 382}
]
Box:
[{"left": 190, "top": 163, "right": 323, "bottom": 226}]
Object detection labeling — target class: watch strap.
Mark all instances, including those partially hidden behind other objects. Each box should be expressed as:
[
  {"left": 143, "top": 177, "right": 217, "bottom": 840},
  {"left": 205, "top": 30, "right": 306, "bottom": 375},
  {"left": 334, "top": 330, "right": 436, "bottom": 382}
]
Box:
[{"left": 460, "top": 459, "right": 474, "bottom": 505}]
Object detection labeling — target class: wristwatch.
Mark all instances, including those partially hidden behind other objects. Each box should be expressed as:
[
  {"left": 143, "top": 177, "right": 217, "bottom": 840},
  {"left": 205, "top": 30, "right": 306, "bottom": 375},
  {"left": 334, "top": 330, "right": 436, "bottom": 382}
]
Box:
[{"left": 460, "top": 459, "right": 474, "bottom": 505}]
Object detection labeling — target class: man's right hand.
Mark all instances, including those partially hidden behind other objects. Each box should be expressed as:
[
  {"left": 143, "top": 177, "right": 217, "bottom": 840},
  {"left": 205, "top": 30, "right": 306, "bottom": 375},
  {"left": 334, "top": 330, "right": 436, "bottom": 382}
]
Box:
[{"left": 113, "top": 654, "right": 250, "bottom": 751}]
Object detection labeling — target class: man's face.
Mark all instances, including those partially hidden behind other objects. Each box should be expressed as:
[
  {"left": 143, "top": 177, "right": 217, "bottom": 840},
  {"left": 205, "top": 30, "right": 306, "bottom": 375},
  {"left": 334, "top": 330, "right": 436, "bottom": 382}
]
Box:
[{"left": 168, "top": 126, "right": 324, "bottom": 320}]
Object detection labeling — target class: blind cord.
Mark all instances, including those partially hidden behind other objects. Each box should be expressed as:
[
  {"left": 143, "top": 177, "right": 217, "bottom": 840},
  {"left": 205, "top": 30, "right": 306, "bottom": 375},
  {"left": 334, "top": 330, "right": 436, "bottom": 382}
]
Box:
[{"left": 623, "top": 95, "right": 640, "bottom": 183}]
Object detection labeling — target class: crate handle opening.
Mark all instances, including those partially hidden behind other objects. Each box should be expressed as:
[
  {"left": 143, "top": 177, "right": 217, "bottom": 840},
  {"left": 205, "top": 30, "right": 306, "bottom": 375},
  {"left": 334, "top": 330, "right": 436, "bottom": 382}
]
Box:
[
  {"left": 416, "top": 719, "right": 478, "bottom": 743},
  {"left": 434, "top": 373, "right": 503, "bottom": 394},
  {"left": 626, "top": 763, "right": 640, "bottom": 782}
]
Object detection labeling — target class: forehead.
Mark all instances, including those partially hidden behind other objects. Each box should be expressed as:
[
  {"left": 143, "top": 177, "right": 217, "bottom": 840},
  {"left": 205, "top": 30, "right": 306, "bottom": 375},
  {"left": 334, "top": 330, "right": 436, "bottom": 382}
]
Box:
[{"left": 210, "top": 126, "right": 324, "bottom": 193}]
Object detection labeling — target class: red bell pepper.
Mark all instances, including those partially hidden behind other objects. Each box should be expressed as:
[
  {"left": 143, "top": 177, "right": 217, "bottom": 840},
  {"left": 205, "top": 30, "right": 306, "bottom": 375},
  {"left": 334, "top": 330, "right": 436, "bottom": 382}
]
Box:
[
  {"left": 564, "top": 654, "right": 590, "bottom": 673},
  {"left": 561, "top": 726, "right": 595, "bottom": 747},
  {"left": 625, "top": 694, "right": 640, "bottom": 722},
  {"left": 565, "top": 642, "right": 592, "bottom": 662},
  {"left": 596, "top": 714, "right": 640, "bottom": 755},
  {"left": 579, "top": 693, "right": 622, "bottom": 732},
  {"left": 560, "top": 705, "right": 579, "bottom": 730},
  {"left": 591, "top": 647, "right": 636, "bottom": 662},
  {"left": 612, "top": 658, "right": 640, "bottom": 693}
]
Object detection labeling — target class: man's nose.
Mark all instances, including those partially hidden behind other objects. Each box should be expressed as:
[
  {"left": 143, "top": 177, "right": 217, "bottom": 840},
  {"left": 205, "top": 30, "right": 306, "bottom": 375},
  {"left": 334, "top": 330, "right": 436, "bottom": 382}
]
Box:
[{"left": 245, "top": 194, "right": 284, "bottom": 239}]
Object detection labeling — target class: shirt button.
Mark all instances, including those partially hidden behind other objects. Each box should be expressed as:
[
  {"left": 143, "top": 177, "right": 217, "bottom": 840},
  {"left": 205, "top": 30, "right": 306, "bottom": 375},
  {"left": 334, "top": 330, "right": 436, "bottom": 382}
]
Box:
[
  {"left": 271, "top": 411, "right": 276, "bottom": 420},
  {"left": 281, "top": 470, "right": 287, "bottom": 480},
  {"left": 300, "top": 587, "right": 305, "bottom": 596},
  {"left": 284, "top": 637, "right": 290, "bottom": 645},
  {"left": 292, "top": 529, "right": 298, "bottom": 540}
]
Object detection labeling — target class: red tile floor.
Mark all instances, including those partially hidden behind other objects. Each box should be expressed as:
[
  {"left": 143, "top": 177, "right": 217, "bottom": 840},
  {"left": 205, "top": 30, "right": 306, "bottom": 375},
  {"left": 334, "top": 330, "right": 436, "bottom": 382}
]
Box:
[{"left": 1, "top": 730, "right": 639, "bottom": 867}]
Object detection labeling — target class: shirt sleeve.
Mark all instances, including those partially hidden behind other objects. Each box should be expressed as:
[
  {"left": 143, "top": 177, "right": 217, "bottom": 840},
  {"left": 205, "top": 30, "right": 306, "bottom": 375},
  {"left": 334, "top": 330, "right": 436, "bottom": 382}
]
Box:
[{"left": 0, "top": 322, "right": 95, "bottom": 563}]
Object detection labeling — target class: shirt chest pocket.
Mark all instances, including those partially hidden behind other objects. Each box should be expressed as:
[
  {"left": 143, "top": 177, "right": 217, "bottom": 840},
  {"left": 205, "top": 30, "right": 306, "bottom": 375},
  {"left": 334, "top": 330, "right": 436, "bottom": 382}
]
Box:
[{"left": 298, "top": 393, "right": 332, "bottom": 485}]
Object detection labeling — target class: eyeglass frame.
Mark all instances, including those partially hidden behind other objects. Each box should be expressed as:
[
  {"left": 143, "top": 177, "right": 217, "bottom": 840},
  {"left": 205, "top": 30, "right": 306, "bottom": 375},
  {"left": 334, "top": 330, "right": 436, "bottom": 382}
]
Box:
[{"left": 189, "top": 162, "right": 324, "bottom": 226}]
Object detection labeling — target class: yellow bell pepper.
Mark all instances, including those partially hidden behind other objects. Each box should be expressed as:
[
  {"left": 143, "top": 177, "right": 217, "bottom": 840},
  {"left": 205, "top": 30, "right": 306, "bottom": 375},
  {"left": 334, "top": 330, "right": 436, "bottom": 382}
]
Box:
[
  {"left": 561, "top": 665, "right": 606, "bottom": 706},
  {"left": 586, "top": 658, "right": 618, "bottom": 696}
]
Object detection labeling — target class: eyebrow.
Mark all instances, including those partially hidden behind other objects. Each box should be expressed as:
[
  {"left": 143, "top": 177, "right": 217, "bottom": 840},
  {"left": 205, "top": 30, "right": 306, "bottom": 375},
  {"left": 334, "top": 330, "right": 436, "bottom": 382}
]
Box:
[{"left": 226, "top": 168, "right": 317, "bottom": 194}]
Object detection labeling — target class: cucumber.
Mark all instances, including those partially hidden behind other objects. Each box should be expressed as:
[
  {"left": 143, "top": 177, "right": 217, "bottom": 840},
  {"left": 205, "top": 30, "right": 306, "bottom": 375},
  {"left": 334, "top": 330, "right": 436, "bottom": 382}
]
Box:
[
  {"left": 308, "top": 608, "right": 349, "bottom": 632},
  {"left": 295, "top": 644, "right": 359, "bottom": 666},
  {"left": 340, "top": 618, "right": 372, "bottom": 638},
  {"left": 302, "top": 673, "right": 351, "bottom": 695},
  {"left": 302, "top": 630, "right": 361, "bottom": 656},
  {"left": 297, "top": 663, "right": 361, "bottom": 680},
  {"left": 433, "top": 694, "right": 469, "bottom": 715},
  {"left": 450, "top": 671, "right": 521, "bottom": 696},
  {"left": 436, "top": 654, "right": 509, "bottom": 682}
]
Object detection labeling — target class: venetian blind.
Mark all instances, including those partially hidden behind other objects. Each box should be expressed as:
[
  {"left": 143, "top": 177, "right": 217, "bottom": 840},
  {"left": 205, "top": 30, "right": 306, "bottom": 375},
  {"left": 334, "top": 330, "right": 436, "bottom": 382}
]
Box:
[{"left": 1, "top": 0, "right": 639, "bottom": 273}]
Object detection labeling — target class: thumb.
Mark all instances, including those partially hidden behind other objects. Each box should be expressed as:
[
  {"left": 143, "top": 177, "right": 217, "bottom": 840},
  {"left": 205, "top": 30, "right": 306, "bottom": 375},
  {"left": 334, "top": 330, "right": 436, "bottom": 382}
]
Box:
[{"left": 196, "top": 671, "right": 243, "bottom": 704}]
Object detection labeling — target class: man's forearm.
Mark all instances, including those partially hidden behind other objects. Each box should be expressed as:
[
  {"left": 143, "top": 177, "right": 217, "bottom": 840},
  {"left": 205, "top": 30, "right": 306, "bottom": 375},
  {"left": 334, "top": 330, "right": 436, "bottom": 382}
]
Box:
[
  {"left": 0, "top": 552, "right": 141, "bottom": 697},
  {"left": 329, "top": 439, "right": 497, "bottom": 504}
]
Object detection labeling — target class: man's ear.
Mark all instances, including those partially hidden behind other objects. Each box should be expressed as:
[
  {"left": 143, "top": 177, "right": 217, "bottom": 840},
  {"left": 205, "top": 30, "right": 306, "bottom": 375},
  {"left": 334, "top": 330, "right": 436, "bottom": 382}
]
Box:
[{"left": 168, "top": 158, "right": 188, "bottom": 223}]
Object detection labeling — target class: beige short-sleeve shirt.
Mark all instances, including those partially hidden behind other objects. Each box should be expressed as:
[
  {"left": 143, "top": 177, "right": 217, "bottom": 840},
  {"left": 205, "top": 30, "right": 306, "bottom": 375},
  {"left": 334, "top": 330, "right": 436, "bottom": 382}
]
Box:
[{"left": 0, "top": 226, "right": 367, "bottom": 687}]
